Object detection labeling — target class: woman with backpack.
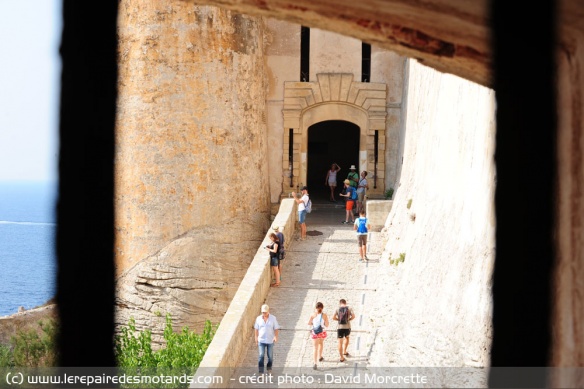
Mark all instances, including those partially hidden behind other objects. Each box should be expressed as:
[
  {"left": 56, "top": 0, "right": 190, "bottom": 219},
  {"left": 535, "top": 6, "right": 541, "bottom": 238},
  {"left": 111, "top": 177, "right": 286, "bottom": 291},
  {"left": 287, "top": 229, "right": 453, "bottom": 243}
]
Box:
[
  {"left": 265, "top": 233, "right": 280, "bottom": 287},
  {"left": 307, "top": 302, "right": 329, "bottom": 370}
]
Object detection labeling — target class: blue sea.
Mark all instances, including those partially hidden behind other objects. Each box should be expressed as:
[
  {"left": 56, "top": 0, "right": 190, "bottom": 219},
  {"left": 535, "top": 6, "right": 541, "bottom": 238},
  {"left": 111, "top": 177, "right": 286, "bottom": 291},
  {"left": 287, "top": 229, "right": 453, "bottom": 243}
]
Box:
[{"left": 0, "top": 181, "right": 57, "bottom": 316}]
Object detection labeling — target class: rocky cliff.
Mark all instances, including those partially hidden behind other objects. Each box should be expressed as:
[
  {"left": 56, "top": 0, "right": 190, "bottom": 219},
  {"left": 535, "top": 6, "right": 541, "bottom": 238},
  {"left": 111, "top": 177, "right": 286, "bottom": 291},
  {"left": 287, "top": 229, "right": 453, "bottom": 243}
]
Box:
[
  {"left": 370, "top": 59, "right": 496, "bottom": 368},
  {"left": 114, "top": 1, "right": 270, "bottom": 338}
]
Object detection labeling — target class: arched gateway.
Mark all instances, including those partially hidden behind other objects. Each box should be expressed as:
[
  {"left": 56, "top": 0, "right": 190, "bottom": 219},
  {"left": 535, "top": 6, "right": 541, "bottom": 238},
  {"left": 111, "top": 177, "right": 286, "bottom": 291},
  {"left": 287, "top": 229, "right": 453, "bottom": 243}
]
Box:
[{"left": 281, "top": 73, "right": 387, "bottom": 197}]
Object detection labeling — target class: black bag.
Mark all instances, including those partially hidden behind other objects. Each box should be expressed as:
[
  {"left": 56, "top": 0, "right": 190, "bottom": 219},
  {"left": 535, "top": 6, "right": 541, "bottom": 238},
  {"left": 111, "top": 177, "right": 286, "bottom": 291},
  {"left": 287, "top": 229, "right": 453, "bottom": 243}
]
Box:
[
  {"left": 313, "top": 315, "right": 323, "bottom": 334},
  {"left": 313, "top": 323, "right": 323, "bottom": 334},
  {"left": 278, "top": 247, "right": 286, "bottom": 261}
]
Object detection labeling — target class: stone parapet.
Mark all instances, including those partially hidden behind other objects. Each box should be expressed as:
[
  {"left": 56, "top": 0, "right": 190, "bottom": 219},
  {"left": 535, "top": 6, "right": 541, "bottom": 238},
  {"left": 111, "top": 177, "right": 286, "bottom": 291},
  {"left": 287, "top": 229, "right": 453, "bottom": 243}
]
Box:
[
  {"left": 366, "top": 200, "right": 393, "bottom": 232},
  {"left": 192, "top": 199, "right": 297, "bottom": 387}
]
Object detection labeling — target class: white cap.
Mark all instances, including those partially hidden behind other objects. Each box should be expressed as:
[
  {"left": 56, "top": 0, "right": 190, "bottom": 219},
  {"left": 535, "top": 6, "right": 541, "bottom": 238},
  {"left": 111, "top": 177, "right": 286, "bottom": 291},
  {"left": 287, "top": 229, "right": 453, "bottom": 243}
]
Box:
[{"left": 261, "top": 304, "right": 270, "bottom": 313}]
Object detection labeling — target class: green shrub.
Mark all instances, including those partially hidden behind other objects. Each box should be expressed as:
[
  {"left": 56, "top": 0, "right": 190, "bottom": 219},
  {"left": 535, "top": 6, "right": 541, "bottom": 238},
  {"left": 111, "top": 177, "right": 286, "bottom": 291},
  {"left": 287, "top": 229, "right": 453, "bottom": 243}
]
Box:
[
  {"left": 114, "top": 314, "right": 216, "bottom": 388},
  {"left": 10, "top": 319, "right": 58, "bottom": 367},
  {"left": 390, "top": 252, "right": 406, "bottom": 266},
  {"left": 0, "top": 343, "right": 14, "bottom": 367},
  {"left": 385, "top": 188, "right": 394, "bottom": 199}
]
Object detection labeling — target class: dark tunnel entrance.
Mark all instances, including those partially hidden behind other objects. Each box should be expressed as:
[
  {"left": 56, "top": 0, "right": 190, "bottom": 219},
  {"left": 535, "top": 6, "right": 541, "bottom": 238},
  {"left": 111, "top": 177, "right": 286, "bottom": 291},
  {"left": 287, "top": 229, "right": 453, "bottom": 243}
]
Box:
[{"left": 307, "top": 120, "right": 360, "bottom": 202}]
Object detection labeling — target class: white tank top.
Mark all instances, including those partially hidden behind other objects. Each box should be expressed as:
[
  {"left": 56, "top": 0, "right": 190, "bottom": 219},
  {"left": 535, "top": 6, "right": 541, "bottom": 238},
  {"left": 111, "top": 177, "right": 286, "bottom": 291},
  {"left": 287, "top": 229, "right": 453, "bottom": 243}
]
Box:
[{"left": 328, "top": 170, "right": 337, "bottom": 182}]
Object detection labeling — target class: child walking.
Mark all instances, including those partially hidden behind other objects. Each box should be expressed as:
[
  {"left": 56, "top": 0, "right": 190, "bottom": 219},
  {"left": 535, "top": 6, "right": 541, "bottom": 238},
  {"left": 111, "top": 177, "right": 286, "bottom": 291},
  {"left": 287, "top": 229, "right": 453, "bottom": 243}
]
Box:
[{"left": 353, "top": 210, "right": 371, "bottom": 261}]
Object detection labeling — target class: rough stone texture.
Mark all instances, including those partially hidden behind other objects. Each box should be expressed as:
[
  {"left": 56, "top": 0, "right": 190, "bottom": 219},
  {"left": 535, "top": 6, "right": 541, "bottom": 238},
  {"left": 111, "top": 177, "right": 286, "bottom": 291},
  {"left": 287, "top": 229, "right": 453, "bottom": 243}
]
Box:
[
  {"left": 115, "top": 1, "right": 270, "bottom": 335},
  {"left": 187, "top": 0, "right": 492, "bottom": 86},
  {"left": 369, "top": 60, "right": 496, "bottom": 367}
]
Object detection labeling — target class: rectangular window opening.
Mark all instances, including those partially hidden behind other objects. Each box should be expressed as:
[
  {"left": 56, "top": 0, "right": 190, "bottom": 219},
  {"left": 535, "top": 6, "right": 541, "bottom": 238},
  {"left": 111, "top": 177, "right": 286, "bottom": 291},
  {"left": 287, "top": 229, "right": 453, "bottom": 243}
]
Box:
[
  {"left": 362, "top": 42, "right": 371, "bottom": 83},
  {"left": 301, "top": 26, "right": 310, "bottom": 82},
  {"left": 289, "top": 129, "right": 294, "bottom": 187},
  {"left": 374, "top": 130, "right": 378, "bottom": 188}
]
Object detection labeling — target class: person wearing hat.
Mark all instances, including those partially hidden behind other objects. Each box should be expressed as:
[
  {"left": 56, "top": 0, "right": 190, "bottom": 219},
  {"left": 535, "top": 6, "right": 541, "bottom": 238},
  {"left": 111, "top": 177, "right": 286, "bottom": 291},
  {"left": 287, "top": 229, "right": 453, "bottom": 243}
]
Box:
[
  {"left": 273, "top": 226, "right": 285, "bottom": 281},
  {"left": 254, "top": 304, "right": 281, "bottom": 374},
  {"left": 291, "top": 186, "right": 309, "bottom": 240},
  {"left": 346, "top": 165, "right": 359, "bottom": 188},
  {"left": 339, "top": 179, "right": 356, "bottom": 224}
]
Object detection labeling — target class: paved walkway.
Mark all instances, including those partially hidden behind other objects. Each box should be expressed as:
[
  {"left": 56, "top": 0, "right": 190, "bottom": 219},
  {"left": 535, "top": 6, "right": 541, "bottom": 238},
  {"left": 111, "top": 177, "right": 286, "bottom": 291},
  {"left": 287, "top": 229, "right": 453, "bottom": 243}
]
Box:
[{"left": 229, "top": 202, "right": 385, "bottom": 388}]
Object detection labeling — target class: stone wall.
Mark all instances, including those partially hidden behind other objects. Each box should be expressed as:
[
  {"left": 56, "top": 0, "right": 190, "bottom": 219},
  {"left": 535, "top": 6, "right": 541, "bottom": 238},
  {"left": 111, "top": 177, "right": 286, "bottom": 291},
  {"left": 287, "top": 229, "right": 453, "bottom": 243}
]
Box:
[
  {"left": 370, "top": 59, "right": 496, "bottom": 367},
  {"left": 114, "top": 1, "right": 270, "bottom": 336}
]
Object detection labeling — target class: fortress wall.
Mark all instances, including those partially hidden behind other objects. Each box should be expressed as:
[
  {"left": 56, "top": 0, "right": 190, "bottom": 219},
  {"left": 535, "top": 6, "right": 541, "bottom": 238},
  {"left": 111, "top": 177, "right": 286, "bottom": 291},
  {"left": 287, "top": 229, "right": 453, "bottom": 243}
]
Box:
[
  {"left": 114, "top": 1, "right": 269, "bottom": 335},
  {"left": 370, "top": 48, "right": 407, "bottom": 192},
  {"left": 371, "top": 60, "right": 496, "bottom": 366},
  {"left": 265, "top": 19, "right": 300, "bottom": 203}
]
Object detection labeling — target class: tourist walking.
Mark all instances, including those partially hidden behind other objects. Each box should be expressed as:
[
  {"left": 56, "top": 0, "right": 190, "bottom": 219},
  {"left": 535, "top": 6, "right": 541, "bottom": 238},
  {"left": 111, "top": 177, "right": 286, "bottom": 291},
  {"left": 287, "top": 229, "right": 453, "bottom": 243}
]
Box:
[
  {"left": 354, "top": 210, "right": 371, "bottom": 261},
  {"left": 356, "top": 171, "right": 369, "bottom": 215},
  {"left": 265, "top": 233, "right": 281, "bottom": 286},
  {"left": 291, "top": 186, "right": 309, "bottom": 240},
  {"left": 308, "top": 302, "right": 329, "bottom": 370},
  {"left": 254, "top": 304, "right": 280, "bottom": 374},
  {"left": 332, "top": 299, "right": 355, "bottom": 362},
  {"left": 273, "top": 226, "right": 285, "bottom": 281},
  {"left": 325, "top": 163, "right": 341, "bottom": 202},
  {"left": 339, "top": 179, "right": 356, "bottom": 224}
]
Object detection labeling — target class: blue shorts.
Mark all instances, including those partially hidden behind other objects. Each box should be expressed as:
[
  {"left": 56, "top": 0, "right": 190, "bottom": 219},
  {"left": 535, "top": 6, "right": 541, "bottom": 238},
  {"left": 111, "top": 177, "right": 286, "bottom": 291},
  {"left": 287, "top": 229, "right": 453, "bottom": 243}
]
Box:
[
  {"left": 298, "top": 210, "right": 307, "bottom": 224},
  {"left": 270, "top": 256, "right": 279, "bottom": 267}
]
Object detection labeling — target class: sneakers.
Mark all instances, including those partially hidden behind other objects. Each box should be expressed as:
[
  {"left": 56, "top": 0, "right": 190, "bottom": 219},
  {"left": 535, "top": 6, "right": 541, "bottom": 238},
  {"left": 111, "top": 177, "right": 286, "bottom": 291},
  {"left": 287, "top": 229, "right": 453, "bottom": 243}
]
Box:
[{"left": 341, "top": 221, "right": 348, "bottom": 224}]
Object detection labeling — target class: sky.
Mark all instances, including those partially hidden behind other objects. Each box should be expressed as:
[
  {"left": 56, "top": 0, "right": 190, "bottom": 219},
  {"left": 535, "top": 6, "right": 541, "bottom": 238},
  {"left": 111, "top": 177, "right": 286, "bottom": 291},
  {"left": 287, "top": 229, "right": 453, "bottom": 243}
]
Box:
[{"left": 0, "top": 0, "right": 61, "bottom": 182}]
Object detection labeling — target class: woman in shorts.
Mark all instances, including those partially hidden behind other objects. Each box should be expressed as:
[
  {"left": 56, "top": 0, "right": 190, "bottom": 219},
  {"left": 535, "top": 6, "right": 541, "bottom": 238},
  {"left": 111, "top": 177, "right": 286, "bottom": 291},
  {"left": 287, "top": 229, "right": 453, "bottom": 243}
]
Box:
[
  {"left": 325, "top": 163, "right": 341, "bottom": 202},
  {"left": 308, "top": 302, "right": 329, "bottom": 370},
  {"left": 265, "top": 233, "right": 280, "bottom": 287}
]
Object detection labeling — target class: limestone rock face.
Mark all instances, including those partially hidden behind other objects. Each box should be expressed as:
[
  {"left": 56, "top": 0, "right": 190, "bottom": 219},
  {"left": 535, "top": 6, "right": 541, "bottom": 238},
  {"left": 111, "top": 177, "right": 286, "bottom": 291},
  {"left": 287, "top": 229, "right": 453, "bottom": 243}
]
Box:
[
  {"left": 370, "top": 60, "right": 496, "bottom": 367},
  {"left": 115, "top": 1, "right": 269, "bottom": 335}
]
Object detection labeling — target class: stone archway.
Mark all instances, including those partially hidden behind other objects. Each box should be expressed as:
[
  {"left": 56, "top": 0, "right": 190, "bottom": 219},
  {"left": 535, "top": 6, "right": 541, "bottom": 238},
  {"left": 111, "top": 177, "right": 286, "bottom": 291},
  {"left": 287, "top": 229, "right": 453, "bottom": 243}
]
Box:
[{"left": 282, "top": 73, "right": 387, "bottom": 196}]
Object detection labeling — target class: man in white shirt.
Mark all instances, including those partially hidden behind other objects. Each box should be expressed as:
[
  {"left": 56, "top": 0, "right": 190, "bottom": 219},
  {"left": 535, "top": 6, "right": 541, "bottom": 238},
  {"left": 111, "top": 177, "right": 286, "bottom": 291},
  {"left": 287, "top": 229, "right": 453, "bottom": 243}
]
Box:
[
  {"left": 356, "top": 171, "right": 368, "bottom": 215},
  {"left": 254, "top": 304, "right": 281, "bottom": 373}
]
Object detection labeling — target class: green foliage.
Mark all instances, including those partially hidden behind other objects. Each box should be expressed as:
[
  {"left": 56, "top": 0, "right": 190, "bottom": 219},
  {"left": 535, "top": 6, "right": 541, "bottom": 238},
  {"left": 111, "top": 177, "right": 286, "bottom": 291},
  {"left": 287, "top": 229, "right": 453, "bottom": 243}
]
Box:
[
  {"left": 114, "top": 314, "right": 217, "bottom": 388},
  {"left": 10, "top": 320, "right": 58, "bottom": 367},
  {"left": 389, "top": 252, "right": 406, "bottom": 266},
  {"left": 384, "top": 188, "right": 394, "bottom": 199},
  {"left": 407, "top": 199, "right": 412, "bottom": 209},
  {"left": 0, "top": 343, "right": 14, "bottom": 367}
]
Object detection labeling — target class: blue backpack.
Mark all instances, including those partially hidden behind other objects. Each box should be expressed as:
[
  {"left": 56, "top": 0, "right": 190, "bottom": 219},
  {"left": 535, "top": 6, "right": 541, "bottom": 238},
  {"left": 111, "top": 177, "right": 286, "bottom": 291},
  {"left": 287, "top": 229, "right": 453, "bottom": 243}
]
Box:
[
  {"left": 304, "top": 197, "right": 312, "bottom": 213},
  {"left": 350, "top": 187, "right": 357, "bottom": 200},
  {"left": 357, "top": 217, "right": 368, "bottom": 233}
]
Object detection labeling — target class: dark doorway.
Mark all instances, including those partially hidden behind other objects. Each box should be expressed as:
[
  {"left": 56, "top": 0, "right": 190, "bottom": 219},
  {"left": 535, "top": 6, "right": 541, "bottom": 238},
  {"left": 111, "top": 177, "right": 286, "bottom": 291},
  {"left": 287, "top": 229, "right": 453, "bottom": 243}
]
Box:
[{"left": 307, "top": 120, "right": 360, "bottom": 202}]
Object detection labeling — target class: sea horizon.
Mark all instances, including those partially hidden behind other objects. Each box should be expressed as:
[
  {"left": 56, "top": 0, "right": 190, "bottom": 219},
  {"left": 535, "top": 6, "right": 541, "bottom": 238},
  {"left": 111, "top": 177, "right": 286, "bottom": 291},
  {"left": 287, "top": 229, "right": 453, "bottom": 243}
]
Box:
[{"left": 0, "top": 180, "right": 57, "bottom": 316}]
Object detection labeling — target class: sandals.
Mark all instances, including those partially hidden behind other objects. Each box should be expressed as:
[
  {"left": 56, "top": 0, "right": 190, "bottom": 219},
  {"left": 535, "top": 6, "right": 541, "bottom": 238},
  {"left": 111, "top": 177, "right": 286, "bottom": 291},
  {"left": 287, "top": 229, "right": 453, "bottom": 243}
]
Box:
[
  {"left": 344, "top": 352, "right": 350, "bottom": 356},
  {"left": 319, "top": 357, "right": 324, "bottom": 362},
  {"left": 270, "top": 283, "right": 280, "bottom": 287},
  {"left": 340, "top": 358, "right": 345, "bottom": 362}
]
